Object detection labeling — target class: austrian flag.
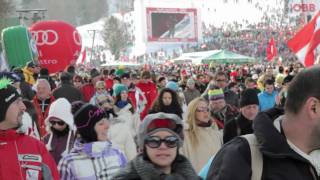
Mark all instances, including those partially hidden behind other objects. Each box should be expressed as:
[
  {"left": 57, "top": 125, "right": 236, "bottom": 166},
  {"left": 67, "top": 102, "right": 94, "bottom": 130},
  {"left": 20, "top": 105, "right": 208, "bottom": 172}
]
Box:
[
  {"left": 287, "top": 11, "right": 320, "bottom": 67},
  {"left": 266, "top": 37, "right": 277, "bottom": 61}
]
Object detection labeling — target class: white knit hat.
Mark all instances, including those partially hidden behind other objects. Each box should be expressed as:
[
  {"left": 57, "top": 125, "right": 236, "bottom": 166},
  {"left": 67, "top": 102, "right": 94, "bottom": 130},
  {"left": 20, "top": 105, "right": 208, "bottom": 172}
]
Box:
[{"left": 45, "top": 98, "right": 74, "bottom": 128}]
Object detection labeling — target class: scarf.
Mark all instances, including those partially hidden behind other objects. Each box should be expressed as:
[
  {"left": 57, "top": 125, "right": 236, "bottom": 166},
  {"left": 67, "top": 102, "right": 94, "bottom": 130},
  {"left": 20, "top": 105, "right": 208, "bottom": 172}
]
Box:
[
  {"left": 116, "top": 100, "right": 128, "bottom": 109},
  {"left": 113, "top": 154, "right": 199, "bottom": 180},
  {"left": 197, "top": 120, "right": 213, "bottom": 127}
]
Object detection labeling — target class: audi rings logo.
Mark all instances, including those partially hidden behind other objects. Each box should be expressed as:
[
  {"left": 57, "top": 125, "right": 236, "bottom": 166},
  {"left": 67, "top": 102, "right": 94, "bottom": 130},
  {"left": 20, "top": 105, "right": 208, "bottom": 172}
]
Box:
[
  {"left": 73, "top": 31, "right": 82, "bottom": 46},
  {"left": 31, "top": 30, "right": 59, "bottom": 46}
]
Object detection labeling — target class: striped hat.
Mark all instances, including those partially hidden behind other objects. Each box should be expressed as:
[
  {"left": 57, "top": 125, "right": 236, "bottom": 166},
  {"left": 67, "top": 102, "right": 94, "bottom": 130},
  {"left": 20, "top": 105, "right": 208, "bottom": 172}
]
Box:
[{"left": 208, "top": 88, "right": 224, "bottom": 101}]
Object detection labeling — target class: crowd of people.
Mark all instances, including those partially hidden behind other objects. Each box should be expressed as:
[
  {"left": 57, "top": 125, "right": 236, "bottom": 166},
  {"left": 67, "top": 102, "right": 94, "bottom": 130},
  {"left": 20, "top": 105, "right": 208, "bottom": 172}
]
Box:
[{"left": 0, "top": 58, "right": 320, "bottom": 179}]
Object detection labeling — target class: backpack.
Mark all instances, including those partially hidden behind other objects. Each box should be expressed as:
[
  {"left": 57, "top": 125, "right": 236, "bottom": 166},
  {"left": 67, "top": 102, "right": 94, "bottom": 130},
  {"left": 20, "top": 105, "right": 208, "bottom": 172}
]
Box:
[{"left": 242, "top": 134, "right": 263, "bottom": 180}]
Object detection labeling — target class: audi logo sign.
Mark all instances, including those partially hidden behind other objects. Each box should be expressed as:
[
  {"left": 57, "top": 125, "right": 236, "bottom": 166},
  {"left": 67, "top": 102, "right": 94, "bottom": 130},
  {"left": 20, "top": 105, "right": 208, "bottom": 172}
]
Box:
[
  {"left": 30, "top": 20, "right": 82, "bottom": 73},
  {"left": 31, "top": 30, "right": 59, "bottom": 46}
]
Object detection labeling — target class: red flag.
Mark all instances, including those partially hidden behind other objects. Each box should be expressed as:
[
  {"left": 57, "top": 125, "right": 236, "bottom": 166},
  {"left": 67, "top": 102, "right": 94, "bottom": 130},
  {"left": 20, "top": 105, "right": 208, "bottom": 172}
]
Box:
[
  {"left": 266, "top": 37, "right": 277, "bottom": 61},
  {"left": 287, "top": 11, "right": 320, "bottom": 67}
]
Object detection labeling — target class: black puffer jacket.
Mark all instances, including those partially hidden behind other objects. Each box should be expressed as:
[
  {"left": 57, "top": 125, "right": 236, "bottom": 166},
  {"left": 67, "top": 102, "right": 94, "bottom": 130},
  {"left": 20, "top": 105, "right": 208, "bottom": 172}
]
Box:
[
  {"left": 207, "top": 107, "right": 319, "bottom": 180},
  {"left": 112, "top": 154, "right": 200, "bottom": 180},
  {"left": 223, "top": 113, "right": 253, "bottom": 143}
]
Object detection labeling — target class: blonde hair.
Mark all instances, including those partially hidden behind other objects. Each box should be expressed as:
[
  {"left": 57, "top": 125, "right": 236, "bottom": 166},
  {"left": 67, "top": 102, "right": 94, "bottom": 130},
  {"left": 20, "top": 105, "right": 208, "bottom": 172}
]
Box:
[
  {"left": 95, "top": 81, "right": 106, "bottom": 89},
  {"left": 186, "top": 97, "right": 208, "bottom": 146}
]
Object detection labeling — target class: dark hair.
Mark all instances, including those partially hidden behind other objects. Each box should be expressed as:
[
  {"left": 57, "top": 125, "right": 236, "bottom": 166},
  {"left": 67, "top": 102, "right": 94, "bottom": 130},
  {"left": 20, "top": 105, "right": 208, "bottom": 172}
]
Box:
[
  {"left": 264, "top": 79, "right": 274, "bottom": 86},
  {"left": 114, "top": 94, "right": 134, "bottom": 114},
  {"left": 215, "top": 71, "right": 228, "bottom": 80},
  {"left": 71, "top": 101, "right": 86, "bottom": 115},
  {"left": 102, "top": 69, "right": 109, "bottom": 76},
  {"left": 73, "top": 75, "right": 83, "bottom": 83},
  {"left": 158, "top": 77, "right": 166, "bottom": 83},
  {"left": 141, "top": 71, "right": 151, "bottom": 79},
  {"left": 149, "top": 88, "right": 183, "bottom": 118},
  {"left": 285, "top": 66, "right": 320, "bottom": 114},
  {"left": 278, "top": 66, "right": 284, "bottom": 74},
  {"left": 40, "top": 68, "right": 49, "bottom": 76},
  {"left": 67, "top": 65, "right": 76, "bottom": 75}
]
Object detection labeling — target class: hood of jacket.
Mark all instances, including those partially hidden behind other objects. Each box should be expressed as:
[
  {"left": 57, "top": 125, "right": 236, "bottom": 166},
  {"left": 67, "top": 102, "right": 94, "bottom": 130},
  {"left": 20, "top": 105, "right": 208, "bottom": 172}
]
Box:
[{"left": 253, "top": 107, "right": 309, "bottom": 163}]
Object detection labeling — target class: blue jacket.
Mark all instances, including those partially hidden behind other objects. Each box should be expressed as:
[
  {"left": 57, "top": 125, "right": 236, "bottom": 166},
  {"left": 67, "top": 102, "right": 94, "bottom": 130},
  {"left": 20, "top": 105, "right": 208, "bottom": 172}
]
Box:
[{"left": 258, "top": 90, "right": 278, "bottom": 111}]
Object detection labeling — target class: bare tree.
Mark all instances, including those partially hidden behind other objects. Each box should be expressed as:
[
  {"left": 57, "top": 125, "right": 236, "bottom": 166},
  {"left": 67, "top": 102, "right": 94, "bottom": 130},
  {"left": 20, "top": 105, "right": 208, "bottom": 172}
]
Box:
[{"left": 102, "top": 16, "right": 132, "bottom": 60}]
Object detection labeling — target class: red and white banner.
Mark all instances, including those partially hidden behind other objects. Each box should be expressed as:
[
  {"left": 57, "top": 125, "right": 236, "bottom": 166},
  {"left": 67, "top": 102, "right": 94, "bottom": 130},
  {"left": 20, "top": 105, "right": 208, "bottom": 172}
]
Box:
[
  {"left": 266, "top": 37, "right": 277, "bottom": 61},
  {"left": 287, "top": 11, "right": 320, "bottom": 67}
]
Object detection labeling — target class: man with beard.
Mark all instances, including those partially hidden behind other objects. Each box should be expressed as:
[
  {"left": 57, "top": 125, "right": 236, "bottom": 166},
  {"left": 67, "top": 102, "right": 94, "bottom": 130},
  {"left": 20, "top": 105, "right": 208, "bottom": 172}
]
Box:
[
  {"left": 0, "top": 77, "right": 59, "bottom": 180},
  {"left": 207, "top": 66, "right": 320, "bottom": 179}
]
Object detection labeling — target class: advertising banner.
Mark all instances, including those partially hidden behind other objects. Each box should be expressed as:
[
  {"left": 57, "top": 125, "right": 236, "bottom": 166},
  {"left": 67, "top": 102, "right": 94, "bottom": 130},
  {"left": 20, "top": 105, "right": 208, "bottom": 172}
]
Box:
[{"left": 146, "top": 8, "right": 198, "bottom": 42}]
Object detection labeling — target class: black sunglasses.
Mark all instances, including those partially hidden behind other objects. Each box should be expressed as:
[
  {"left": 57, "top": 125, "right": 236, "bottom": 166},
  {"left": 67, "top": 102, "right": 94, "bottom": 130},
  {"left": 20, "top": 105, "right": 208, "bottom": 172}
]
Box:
[
  {"left": 49, "top": 121, "right": 65, "bottom": 126},
  {"left": 145, "top": 136, "right": 179, "bottom": 148}
]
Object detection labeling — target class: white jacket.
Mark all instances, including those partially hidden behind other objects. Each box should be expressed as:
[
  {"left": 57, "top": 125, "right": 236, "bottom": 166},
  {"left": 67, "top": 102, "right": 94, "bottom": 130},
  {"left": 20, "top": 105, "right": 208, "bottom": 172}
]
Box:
[
  {"left": 108, "top": 122, "right": 137, "bottom": 161},
  {"left": 114, "top": 103, "right": 140, "bottom": 136}
]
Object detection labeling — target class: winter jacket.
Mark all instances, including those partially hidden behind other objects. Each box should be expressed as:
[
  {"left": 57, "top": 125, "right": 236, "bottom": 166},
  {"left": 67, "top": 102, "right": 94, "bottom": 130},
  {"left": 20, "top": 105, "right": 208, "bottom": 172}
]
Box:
[
  {"left": 81, "top": 83, "right": 95, "bottom": 102},
  {"left": 89, "top": 91, "right": 112, "bottom": 106},
  {"left": 183, "top": 88, "right": 201, "bottom": 105},
  {"left": 112, "top": 154, "right": 200, "bottom": 180},
  {"left": 0, "top": 129, "right": 59, "bottom": 180},
  {"left": 258, "top": 90, "right": 278, "bottom": 111},
  {"left": 53, "top": 83, "right": 83, "bottom": 103},
  {"left": 109, "top": 104, "right": 138, "bottom": 161},
  {"left": 136, "top": 81, "right": 158, "bottom": 120},
  {"left": 223, "top": 113, "right": 253, "bottom": 143},
  {"left": 113, "top": 103, "right": 140, "bottom": 136},
  {"left": 43, "top": 130, "right": 76, "bottom": 164},
  {"left": 206, "top": 108, "right": 320, "bottom": 180},
  {"left": 22, "top": 67, "right": 36, "bottom": 85},
  {"left": 128, "top": 86, "right": 147, "bottom": 114},
  {"left": 32, "top": 95, "right": 56, "bottom": 137},
  {"left": 211, "top": 104, "right": 239, "bottom": 130},
  {"left": 58, "top": 139, "right": 127, "bottom": 180},
  {"left": 181, "top": 123, "right": 223, "bottom": 173},
  {"left": 224, "top": 88, "right": 239, "bottom": 107}
]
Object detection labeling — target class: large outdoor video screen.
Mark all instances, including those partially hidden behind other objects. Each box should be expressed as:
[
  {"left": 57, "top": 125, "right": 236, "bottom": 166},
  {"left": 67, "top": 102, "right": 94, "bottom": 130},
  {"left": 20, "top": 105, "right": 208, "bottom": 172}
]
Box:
[{"left": 146, "top": 8, "right": 198, "bottom": 42}]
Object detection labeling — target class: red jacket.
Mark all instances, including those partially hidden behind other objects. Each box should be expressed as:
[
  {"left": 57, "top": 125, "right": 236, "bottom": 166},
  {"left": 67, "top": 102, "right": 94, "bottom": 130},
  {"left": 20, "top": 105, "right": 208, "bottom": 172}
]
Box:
[
  {"left": 0, "top": 130, "right": 59, "bottom": 180},
  {"left": 136, "top": 81, "right": 158, "bottom": 120},
  {"left": 104, "top": 78, "right": 114, "bottom": 93},
  {"left": 32, "top": 95, "right": 55, "bottom": 138},
  {"left": 81, "top": 83, "right": 95, "bottom": 102}
]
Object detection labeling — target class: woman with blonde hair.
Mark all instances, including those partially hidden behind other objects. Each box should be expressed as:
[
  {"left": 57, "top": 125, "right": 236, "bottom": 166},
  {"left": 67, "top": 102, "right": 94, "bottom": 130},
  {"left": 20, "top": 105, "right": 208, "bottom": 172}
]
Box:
[{"left": 181, "top": 97, "right": 223, "bottom": 173}]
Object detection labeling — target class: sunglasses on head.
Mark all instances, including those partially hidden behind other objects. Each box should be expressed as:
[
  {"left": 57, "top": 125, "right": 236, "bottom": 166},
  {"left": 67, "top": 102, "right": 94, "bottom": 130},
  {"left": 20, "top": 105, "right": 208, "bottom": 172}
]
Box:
[
  {"left": 145, "top": 136, "right": 179, "bottom": 148},
  {"left": 49, "top": 121, "right": 65, "bottom": 126}
]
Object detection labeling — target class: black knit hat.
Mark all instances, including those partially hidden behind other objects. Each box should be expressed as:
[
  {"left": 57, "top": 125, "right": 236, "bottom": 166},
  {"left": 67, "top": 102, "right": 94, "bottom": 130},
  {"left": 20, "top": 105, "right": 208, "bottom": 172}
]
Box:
[
  {"left": 240, "top": 88, "right": 259, "bottom": 108},
  {"left": 73, "top": 104, "right": 108, "bottom": 142},
  {"left": 90, "top": 68, "right": 100, "bottom": 79},
  {"left": 0, "top": 78, "right": 21, "bottom": 122}
]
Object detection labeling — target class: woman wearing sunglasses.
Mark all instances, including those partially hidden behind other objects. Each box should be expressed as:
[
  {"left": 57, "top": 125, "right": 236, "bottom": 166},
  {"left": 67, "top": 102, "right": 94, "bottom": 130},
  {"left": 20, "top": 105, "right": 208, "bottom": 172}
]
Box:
[
  {"left": 181, "top": 97, "right": 223, "bottom": 173},
  {"left": 43, "top": 98, "right": 76, "bottom": 164},
  {"left": 113, "top": 112, "right": 200, "bottom": 180}
]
